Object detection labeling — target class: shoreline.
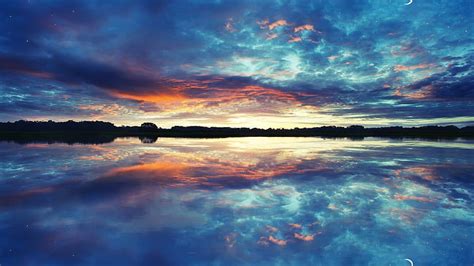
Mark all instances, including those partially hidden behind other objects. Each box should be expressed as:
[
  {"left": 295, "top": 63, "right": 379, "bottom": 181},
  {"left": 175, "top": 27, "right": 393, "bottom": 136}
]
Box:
[
  {"left": 1, "top": 130, "right": 473, "bottom": 146},
  {"left": 1, "top": 121, "right": 473, "bottom": 143}
]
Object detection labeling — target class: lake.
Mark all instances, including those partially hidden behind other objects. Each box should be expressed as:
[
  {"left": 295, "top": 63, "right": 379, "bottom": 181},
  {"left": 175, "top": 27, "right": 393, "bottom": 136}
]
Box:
[{"left": 0, "top": 137, "right": 473, "bottom": 265}]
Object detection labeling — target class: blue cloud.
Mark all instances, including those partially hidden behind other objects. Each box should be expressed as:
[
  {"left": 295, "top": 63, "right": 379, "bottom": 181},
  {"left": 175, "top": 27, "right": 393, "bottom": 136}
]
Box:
[{"left": 0, "top": 0, "right": 472, "bottom": 125}]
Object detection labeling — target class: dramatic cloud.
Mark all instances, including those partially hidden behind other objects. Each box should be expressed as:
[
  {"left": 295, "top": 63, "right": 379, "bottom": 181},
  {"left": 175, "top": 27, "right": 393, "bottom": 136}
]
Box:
[
  {"left": 294, "top": 24, "right": 315, "bottom": 33},
  {"left": 0, "top": 0, "right": 472, "bottom": 127}
]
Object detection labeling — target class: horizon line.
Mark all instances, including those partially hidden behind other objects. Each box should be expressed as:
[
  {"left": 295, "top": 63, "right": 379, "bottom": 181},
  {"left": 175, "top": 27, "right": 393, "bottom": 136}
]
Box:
[{"left": 1, "top": 119, "right": 473, "bottom": 130}]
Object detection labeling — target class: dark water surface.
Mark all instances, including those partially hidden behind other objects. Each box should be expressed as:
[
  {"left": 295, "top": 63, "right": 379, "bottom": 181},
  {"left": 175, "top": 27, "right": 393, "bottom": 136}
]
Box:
[{"left": 0, "top": 137, "right": 473, "bottom": 265}]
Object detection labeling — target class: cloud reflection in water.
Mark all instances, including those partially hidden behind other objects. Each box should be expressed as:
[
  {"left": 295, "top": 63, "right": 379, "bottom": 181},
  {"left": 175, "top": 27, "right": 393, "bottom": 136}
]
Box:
[{"left": 0, "top": 137, "right": 473, "bottom": 265}]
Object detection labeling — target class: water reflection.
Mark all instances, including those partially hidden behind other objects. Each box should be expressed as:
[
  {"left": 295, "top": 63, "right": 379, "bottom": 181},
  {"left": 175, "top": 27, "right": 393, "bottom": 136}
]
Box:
[
  {"left": 139, "top": 135, "right": 158, "bottom": 144},
  {"left": 0, "top": 137, "right": 473, "bottom": 265}
]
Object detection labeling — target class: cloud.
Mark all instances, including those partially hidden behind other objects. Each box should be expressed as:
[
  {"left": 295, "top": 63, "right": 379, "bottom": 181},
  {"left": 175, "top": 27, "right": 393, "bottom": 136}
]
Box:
[
  {"left": 266, "top": 33, "right": 278, "bottom": 40},
  {"left": 268, "top": 235, "right": 287, "bottom": 246},
  {"left": 294, "top": 24, "right": 314, "bottom": 33},
  {"left": 294, "top": 233, "right": 314, "bottom": 241},
  {"left": 398, "top": 60, "right": 474, "bottom": 101},
  {"left": 393, "top": 194, "right": 434, "bottom": 203},
  {"left": 0, "top": 0, "right": 472, "bottom": 125},
  {"left": 258, "top": 19, "right": 289, "bottom": 30},
  {"left": 393, "top": 63, "right": 435, "bottom": 72},
  {"left": 289, "top": 36, "right": 302, "bottom": 43},
  {"left": 0, "top": 53, "right": 164, "bottom": 94}
]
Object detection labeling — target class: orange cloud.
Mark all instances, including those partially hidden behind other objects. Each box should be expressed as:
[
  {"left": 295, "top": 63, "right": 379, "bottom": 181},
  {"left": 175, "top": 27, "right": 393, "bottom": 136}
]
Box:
[
  {"left": 289, "top": 223, "right": 302, "bottom": 229},
  {"left": 294, "top": 233, "right": 314, "bottom": 241},
  {"left": 268, "top": 235, "right": 287, "bottom": 246},
  {"left": 108, "top": 75, "right": 299, "bottom": 108},
  {"left": 111, "top": 91, "right": 186, "bottom": 103},
  {"left": 108, "top": 161, "right": 187, "bottom": 178},
  {"left": 393, "top": 63, "right": 434, "bottom": 72},
  {"left": 294, "top": 24, "right": 314, "bottom": 33},
  {"left": 289, "top": 36, "right": 302, "bottom": 43},
  {"left": 268, "top": 19, "right": 289, "bottom": 30}
]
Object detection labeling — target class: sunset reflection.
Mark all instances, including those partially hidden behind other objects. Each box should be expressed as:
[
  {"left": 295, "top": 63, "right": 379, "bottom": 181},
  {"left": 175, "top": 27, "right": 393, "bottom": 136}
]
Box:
[{"left": 0, "top": 137, "right": 473, "bottom": 265}]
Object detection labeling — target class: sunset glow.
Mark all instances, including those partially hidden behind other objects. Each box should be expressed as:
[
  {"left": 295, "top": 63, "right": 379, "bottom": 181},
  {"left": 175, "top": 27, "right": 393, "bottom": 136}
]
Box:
[
  {"left": 0, "top": 1, "right": 472, "bottom": 127},
  {"left": 0, "top": 1, "right": 473, "bottom": 265}
]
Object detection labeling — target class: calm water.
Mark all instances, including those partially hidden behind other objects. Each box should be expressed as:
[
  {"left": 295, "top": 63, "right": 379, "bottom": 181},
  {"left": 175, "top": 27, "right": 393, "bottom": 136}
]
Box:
[{"left": 0, "top": 137, "right": 473, "bottom": 265}]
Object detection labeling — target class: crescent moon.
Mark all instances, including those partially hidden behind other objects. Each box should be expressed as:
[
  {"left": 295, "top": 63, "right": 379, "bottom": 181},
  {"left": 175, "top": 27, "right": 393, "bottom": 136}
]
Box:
[
  {"left": 405, "top": 258, "right": 414, "bottom": 266},
  {"left": 405, "top": 0, "right": 413, "bottom": 5}
]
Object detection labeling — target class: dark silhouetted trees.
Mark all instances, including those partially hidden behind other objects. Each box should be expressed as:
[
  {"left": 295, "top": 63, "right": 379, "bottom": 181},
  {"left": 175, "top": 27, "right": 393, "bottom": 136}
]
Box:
[
  {"left": 0, "top": 120, "right": 116, "bottom": 132},
  {"left": 0, "top": 120, "right": 473, "bottom": 142},
  {"left": 141, "top": 122, "right": 158, "bottom": 130}
]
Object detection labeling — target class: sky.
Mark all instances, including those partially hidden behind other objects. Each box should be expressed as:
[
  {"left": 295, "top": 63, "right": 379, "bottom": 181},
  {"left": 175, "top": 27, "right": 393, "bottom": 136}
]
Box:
[{"left": 0, "top": 0, "right": 473, "bottom": 128}]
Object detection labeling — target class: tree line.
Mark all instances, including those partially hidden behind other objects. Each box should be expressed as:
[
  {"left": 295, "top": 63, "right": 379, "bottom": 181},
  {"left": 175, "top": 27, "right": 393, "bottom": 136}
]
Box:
[{"left": 0, "top": 120, "right": 473, "bottom": 139}]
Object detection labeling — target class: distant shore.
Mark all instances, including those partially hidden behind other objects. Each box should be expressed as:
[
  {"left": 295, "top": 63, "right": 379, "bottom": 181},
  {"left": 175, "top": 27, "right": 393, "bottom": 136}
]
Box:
[{"left": 0, "top": 120, "right": 473, "bottom": 144}]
